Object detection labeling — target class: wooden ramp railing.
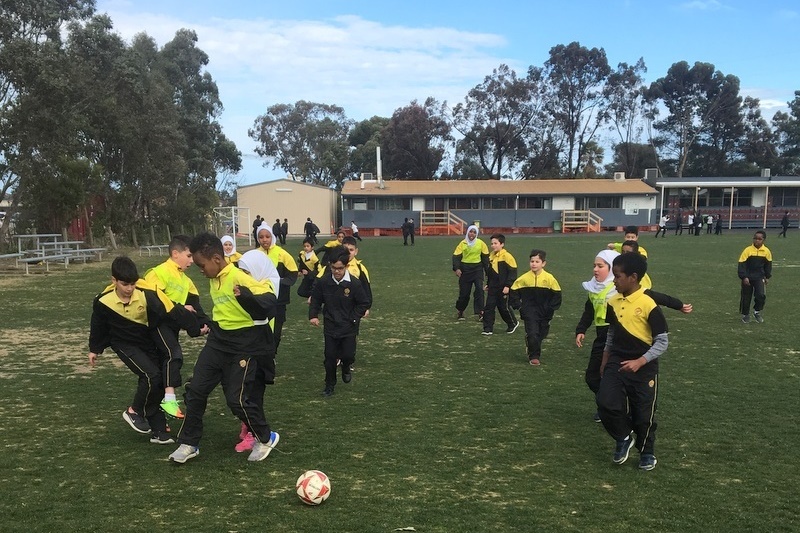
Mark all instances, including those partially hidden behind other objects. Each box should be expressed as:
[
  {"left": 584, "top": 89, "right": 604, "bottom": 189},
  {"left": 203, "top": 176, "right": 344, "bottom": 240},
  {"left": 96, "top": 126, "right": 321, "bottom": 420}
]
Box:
[
  {"left": 561, "top": 210, "right": 603, "bottom": 233},
  {"left": 420, "top": 211, "right": 467, "bottom": 235}
]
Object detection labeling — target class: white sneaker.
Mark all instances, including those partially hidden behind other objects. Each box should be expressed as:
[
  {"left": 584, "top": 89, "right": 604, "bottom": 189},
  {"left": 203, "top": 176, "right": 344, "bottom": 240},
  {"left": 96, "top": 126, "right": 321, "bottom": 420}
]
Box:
[
  {"left": 248, "top": 431, "right": 280, "bottom": 462},
  {"left": 169, "top": 444, "right": 199, "bottom": 464}
]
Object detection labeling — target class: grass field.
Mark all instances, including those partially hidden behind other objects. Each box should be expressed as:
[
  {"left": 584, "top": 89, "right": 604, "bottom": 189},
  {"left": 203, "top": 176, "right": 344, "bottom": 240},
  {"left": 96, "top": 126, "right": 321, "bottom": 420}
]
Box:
[{"left": 1, "top": 230, "right": 798, "bottom": 532}]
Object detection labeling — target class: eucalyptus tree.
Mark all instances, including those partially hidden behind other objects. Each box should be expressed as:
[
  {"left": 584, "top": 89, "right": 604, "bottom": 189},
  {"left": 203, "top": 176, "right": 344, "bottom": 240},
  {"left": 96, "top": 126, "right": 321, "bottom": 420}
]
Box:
[
  {"left": 603, "top": 58, "right": 650, "bottom": 177},
  {"left": 382, "top": 98, "right": 452, "bottom": 180},
  {"left": 348, "top": 115, "right": 389, "bottom": 177},
  {"left": 773, "top": 91, "right": 800, "bottom": 175}
]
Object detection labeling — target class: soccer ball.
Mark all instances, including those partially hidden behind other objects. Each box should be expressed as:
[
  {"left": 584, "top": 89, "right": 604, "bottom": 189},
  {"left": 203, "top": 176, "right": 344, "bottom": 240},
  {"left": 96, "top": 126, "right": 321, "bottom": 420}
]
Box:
[{"left": 296, "top": 470, "right": 331, "bottom": 505}]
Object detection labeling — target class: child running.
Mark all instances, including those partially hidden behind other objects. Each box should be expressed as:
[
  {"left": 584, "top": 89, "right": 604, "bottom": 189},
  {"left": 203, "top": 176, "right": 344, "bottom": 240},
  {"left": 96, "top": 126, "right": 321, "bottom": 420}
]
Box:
[
  {"left": 256, "top": 222, "right": 298, "bottom": 353},
  {"left": 452, "top": 224, "right": 489, "bottom": 320},
  {"left": 297, "top": 237, "right": 320, "bottom": 298},
  {"left": 509, "top": 249, "right": 561, "bottom": 366},
  {"left": 482, "top": 233, "right": 518, "bottom": 335}
]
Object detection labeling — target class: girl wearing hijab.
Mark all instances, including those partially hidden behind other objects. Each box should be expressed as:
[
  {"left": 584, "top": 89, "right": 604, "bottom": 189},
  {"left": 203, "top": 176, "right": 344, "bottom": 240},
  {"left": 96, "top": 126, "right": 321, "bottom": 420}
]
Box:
[
  {"left": 452, "top": 224, "right": 489, "bottom": 320},
  {"left": 256, "top": 222, "right": 298, "bottom": 353},
  {"left": 232, "top": 249, "right": 281, "bottom": 452},
  {"left": 221, "top": 235, "right": 242, "bottom": 264}
]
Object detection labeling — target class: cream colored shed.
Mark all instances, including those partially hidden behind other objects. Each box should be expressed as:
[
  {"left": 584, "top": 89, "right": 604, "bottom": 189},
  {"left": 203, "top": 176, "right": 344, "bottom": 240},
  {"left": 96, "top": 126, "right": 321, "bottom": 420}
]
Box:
[{"left": 237, "top": 179, "right": 339, "bottom": 237}]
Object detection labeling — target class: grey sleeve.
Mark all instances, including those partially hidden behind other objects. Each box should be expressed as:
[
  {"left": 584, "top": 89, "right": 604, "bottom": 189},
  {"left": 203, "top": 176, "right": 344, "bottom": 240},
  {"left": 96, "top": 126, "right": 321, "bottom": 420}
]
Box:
[{"left": 642, "top": 332, "right": 669, "bottom": 363}]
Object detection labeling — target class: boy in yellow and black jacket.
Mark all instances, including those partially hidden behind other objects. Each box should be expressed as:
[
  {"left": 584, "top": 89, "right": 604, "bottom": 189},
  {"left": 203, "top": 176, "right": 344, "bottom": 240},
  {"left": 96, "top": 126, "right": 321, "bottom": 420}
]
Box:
[
  {"left": 144, "top": 235, "right": 211, "bottom": 419},
  {"left": 297, "top": 237, "right": 320, "bottom": 298},
  {"left": 168, "top": 232, "right": 279, "bottom": 464},
  {"left": 509, "top": 249, "right": 561, "bottom": 366},
  {"left": 88, "top": 256, "right": 203, "bottom": 444},
  {"left": 482, "top": 233, "right": 518, "bottom": 335}
]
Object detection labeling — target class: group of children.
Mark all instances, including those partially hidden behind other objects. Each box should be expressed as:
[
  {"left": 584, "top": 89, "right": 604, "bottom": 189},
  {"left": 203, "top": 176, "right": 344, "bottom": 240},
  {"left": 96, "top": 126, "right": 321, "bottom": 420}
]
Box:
[{"left": 89, "top": 225, "right": 373, "bottom": 465}]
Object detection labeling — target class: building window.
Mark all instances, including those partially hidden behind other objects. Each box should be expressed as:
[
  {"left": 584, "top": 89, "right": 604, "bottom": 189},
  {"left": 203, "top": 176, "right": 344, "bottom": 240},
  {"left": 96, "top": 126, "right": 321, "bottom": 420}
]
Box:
[
  {"left": 577, "top": 196, "right": 622, "bottom": 209},
  {"left": 518, "top": 197, "right": 551, "bottom": 209},
  {"left": 448, "top": 197, "right": 480, "bottom": 209},
  {"left": 483, "top": 197, "right": 515, "bottom": 209},
  {"left": 771, "top": 187, "right": 799, "bottom": 207},
  {"left": 376, "top": 197, "right": 410, "bottom": 210}
]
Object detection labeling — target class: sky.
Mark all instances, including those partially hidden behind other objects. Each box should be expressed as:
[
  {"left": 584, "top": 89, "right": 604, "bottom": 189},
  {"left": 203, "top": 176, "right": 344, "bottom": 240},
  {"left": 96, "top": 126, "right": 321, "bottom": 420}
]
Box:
[{"left": 96, "top": 0, "right": 800, "bottom": 185}]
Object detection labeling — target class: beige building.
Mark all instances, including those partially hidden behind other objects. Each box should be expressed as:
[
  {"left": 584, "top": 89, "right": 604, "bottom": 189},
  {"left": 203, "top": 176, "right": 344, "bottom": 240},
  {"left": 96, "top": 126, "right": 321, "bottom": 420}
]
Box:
[{"left": 237, "top": 179, "right": 339, "bottom": 237}]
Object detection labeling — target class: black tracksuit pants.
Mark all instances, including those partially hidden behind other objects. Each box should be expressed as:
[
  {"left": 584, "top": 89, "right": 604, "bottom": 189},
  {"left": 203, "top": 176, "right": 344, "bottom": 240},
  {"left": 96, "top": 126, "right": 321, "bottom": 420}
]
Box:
[
  {"left": 482, "top": 287, "right": 516, "bottom": 332},
  {"left": 153, "top": 324, "right": 183, "bottom": 389},
  {"left": 114, "top": 343, "right": 168, "bottom": 433},
  {"left": 323, "top": 334, "right": 357, "bottom": 388}
]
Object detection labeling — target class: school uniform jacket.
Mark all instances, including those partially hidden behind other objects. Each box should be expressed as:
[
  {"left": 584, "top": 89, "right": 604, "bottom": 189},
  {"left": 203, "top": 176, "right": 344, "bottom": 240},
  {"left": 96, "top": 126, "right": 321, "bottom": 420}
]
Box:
[
  {"left": 738, "top": 244, "right": 772, "bottom": 280},
  {"left": 452, "top": 239, "right": 489, "bottom": 281},
  {"left": 144, "top": 259, "right": 210, "bottom": 332},
  {"left": 309, "top": 270, "right": 370, "bottom": 339},
  {"left": 314, "top": 259, "right": 372, "bottom": 308},
  {"left": 605, "top": 287, "right": 668, "bottom": 368},
  {"left": 509, "top": 269, "right": 562, "bottom": 320},
  {"left": 576, "top": 288, "right": 684, "bottom": 336},
  {"left": 486, "top": 248, "right": 517, "bottom": 289},
  {"left": 259, "top": 245, "right": 299, "bottom": 305},
  {"left": 89, "top": 280, "right": 200, "bottom": 355}
]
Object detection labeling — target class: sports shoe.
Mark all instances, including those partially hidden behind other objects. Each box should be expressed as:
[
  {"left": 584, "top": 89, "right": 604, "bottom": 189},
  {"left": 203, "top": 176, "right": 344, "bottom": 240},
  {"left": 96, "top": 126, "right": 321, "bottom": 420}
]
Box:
[
  {"left": 248, "top": 431, "right": 279, "bottom": 462},
  {"left": 456, "top": 311, "right": 465, "bottom": 321},
  {"left": 322, "top": 386, "right": 334, "bottom": 397},
  {"left": 639, "top": 453, "right": 658, "bottom": 471},
  {"left": 149, "top": 431, "right": 175, "bottom": 445},
  {"left": 481, "top": 330, "right": 493, "bottom": 336},
  {"left": 235, "top": 432, "right": 256, "bottom": 452},
  {"left": 753, "top": 312, "right": 764, "bottom": 323},
  {"left": 122, "top": 409, "right": 151, "bottom": 434},
  {"left": 169, "top": 444, "right": 199, "bottom": 464},
  {"left": 342, "top": 369, "right": 352, "bottom": 383},
  {"left": 613, "top": 434, "right": 636, "bottom": 464},
  {"left": 506, "top": 322, "right": 519, "bottom": 334},
  {"left": 160, "top": 399, "right": 184, "bottom": 419},
  {"left": 476, "top": 311, "right": 484, "bottom": 321},
  {"left": 530, "top": 358, "right": 541, "bottom": 366},
  {"left": 741, "top": 314, "right": 750, "bottom": 323},
  {"left": 593, "top": 412, "right": 602, "bottom": 423},
  {"left": 239, "top": 422, "right": 249, "bottom": 440}
]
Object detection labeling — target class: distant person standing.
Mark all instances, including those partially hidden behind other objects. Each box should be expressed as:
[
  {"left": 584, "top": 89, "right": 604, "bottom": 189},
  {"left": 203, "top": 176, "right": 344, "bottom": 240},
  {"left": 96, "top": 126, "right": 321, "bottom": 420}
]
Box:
[
  {"left": 402, "top": 218, "right": 411, "bottom": 246},
  {"left": 738, "top": 230, "right": 772, "bottom": 324},
  {"left": 252, "top": 215, "right": 262, "bottom": 242},
  {"left": 674, "top": 211, "right": 683, "bottom": 235},
  {"left": 272, "top": 219, "right": 283, "bottom": 245},
  {"left": 694, "top": 212, "right": 703, "bottom": 237},
  {"left": 706, "top": 214, "right": 714, "bottom": 234},
  {"left": 779, "top": 211, "right": 790, "bottom": 238},
  {"left": 686, "top": 213, "right": 694, "bottom": 235},
  {"left": 408, "top": 218, "right": 415, "bottom": 245},
  {"left": 714, "top": 215, "right": 723, "bottom": 235},
  {"left": 304, "top": 218, "right": 318, "bottom": 244},
  {"left": 656, "top": 214, "right": 669, "bottom": 238},
  {"left": 350, "top": 220, "right": 362, "bottom": 241},
  {"left": 281, "top": 218, "right": 289, "bottom": 244}
]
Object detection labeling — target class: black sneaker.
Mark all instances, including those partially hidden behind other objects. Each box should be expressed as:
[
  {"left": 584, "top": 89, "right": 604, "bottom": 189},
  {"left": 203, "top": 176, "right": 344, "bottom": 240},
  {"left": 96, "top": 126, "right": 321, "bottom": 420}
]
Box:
[
  {"left": 506, "top": 322, "right": 519, "bottom": 334},
  {"left": 613, "top": 434, "right": 636, "bottom": 464},
  {"left": 639, "top": 453, "right": 657, "bottom": 471},
  {"left": 149, "top": 431, "right": 175, "bottom": 445},
  {"left": 481, "top": 330, "right": 493, "bottom": 336},
  {"left": 456, "top": 311, "right": 465, "bottom": 321},
  {"left": 753, "top": 312, "right": 764, "bottom": 323},
  {"left": 122, "top": 409, "right": 151, "bottom": 434},
  {"left": 342, "top": 370, "right": 352, "bottom": 383},
  {"left": 322, "top": 386, "right": 334, "bottom": 397}
]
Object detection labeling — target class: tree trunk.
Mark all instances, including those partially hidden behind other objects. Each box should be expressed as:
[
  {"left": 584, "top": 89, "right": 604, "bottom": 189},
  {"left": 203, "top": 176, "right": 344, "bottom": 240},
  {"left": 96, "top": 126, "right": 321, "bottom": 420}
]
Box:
[
  {"left": 105, "top": 225, "right": 118, "bottom": 250},
  {"left": 83, "top": 206, "right": 94, "bottom": 247},
  {"left": 150, "top": 225, "right": 156, "bottom": 245}
]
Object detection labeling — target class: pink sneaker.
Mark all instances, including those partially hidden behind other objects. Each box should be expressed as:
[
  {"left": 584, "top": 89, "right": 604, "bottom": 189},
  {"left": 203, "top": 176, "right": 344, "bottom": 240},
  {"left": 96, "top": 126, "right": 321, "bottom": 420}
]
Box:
[
  {"left": 238, "top": 422, "right": 249, "bottom": 440},
  {"left": 235, "top": 432, "right": 256, "bottom": 453}
]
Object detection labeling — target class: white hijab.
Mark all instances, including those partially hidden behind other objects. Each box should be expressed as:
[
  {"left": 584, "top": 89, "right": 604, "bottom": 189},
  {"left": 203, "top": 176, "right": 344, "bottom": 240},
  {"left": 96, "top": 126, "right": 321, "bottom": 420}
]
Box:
[
  {"left": 238, "top": 249, "right": 281, "bottom": 298},
  {"left": 256, "top": 222, "right": 276, "bottom": 250},
  {"left": 582, "top": 249, "right": 619, "bottom": 294},
  {"left": 220, "top": 235, "right": 236, "bottom": 257},
  {"left": 464, "top": 225, "right": 480, "bottom": 247}
]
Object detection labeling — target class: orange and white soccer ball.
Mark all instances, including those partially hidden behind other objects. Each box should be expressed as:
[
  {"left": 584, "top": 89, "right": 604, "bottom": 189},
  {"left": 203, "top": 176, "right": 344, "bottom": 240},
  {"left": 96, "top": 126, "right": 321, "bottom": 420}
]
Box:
[{"left": 296, "top": 470, "right": 331, "bottom": 505}]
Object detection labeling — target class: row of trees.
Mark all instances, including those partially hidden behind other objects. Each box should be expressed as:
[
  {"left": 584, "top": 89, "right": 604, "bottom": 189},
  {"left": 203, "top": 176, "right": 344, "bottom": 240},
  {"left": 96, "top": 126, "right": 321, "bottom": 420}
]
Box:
[
  {"left": 1, "top": 0, "right": 240, "bottom": 241},
  {"left": 252, "top": 44, "right": 800, "bottom": 188}
]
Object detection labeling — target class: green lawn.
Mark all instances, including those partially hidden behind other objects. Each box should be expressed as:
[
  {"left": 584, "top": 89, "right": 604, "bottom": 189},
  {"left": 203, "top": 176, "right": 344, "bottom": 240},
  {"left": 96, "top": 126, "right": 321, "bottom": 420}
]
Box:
[{"left": 0, "top": 230, "right": 797, "bottom": 532}]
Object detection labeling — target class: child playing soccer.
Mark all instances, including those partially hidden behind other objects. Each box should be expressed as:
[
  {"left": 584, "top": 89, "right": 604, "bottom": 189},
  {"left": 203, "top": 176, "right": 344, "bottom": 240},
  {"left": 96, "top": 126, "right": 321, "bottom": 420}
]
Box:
[
  {"left": 168, "top": 233, "right": 279, "bottom": 464},
  {"left": 88, "top": 256, "right": 202, "bottom": 444},
  {"left": 309, "top": 246, "right": 370, "bottom": 397},
  {"left": 482, "top": 233, "right": 518, "bottom": 335},
  {"left": 221, "top": 235, "right": 242, "bottom": 264},
  {"left": 316, "top": 230, "right": 346, "bottom": 265},
  {"left": 297, "top": 237, "right": 320, "bottom": 298},
  {"left": 738, "top": 230, "right": 772, "bottom": 323},
  {"left": 509, "top": 249, "right": 561, "bottom": 366},
  {"left": 597, "top": 252, "right": 668, "bottom": 471},
  {"left": 256, "top": 222, "right": 298, "bottom": 353},
  {"left": 452, "top": 224, "right": 489, "bottom": 320},
  {"left": 608, "top": 225, "right": 648, "bottom": 259}
]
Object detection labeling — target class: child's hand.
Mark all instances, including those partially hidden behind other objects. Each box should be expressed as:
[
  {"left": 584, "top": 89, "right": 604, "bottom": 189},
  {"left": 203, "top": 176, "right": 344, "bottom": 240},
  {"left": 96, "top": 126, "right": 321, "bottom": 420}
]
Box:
[
  {"left": 483, "top": 285, "right": 488, "bottom": 291},
  {"left": 310, "top": 318, "right": 320, "bottom": 327},
  {"left": 620, "top": 357, "right": 646, "bottom": 373},
  {"left": 184, "top": 304, "right": 196, "bottom": 313},
  {"left": 233, "top": 285, "right": 241, "bottom": 297},
  {"left": 607, "top": 243, "right": 615, "bottom": 249},
  {"left": 575, "top": 333, "right": 585, "bottom": 348},
  {"left": 454, "top": 269, "right": 462, "bottom": 277},
  {"left": 681, "top": 303, "right": 693, "bottom": 314},
  {"left": 88, "top": 352, "right": 98, "bottom": 367},
  {"left": 200, "top": 324, "right": 210, "bottom": 335}
]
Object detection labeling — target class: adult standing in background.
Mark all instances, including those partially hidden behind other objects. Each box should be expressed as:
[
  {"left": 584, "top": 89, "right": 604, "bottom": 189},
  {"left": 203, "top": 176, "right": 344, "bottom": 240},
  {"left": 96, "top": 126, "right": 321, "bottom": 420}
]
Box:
[
  {"left": 252, "top": 215, "right": 262, "bottom": 242},
  {"left": 281, "top": 219, "right": 289, "bottom": 244},
  {"left": 350, "top": 220, "right": 362, "bottom": 241},
  {"left": 304, "top": 218, "right": 314, "bottom": 242},
  {"left": 687, "top": 213, "right": 694, "bottom": 235},
  {"left": 402, "top": 218, "right": 410, "bottom": 245},
  {"left": 674, "top": 210, "right": 683, "bottom": 235},
  {"left": 272, "top": 219, "right": 283, "bottom": 246},
  {"left": 694, "top": 212, "right": 703, "bottom": 237},
  {"left": 779, "top": 211, "right": 790, "bottom": 238},
  {"left": 408, "top": 217, "right": 415, "bottom": 245}
]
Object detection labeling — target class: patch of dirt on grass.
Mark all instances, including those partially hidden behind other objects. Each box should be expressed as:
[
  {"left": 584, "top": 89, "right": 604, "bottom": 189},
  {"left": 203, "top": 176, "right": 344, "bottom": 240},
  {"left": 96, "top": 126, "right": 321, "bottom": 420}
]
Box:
[{"left": 0, "top": 327, "right": 100, "bottom": 375}]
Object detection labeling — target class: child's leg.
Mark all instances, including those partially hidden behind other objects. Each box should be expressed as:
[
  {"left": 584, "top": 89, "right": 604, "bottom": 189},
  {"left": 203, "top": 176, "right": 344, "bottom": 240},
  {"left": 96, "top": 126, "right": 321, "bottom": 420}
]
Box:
[
  {"left": 153, "top": 325, "right": 183, "bottom": 394},
  {"left": 176, "top": 344, "right": 224, "bottom": 447},
  {"left": 482, "top": 289, "right": 498, "bottom": 332},
  {"left": 455, "top": 276, "right": 472, "bottom": 313},
  {"left": 739, "top": 281, "right": 754, "bottom": 315},
  {"left": 323, "top": 335, "right": 340, "bottom": 389},
  {"left": 220, "top": 354, "right": 272, "bottom": 443},
  {"left": 595, "top": 362, "right": 633, "bottom": 441},
  {"left": 751, "top": 278, "right": 766, "bottom": 312},
  {"left": 523, "top": 316, "right": 542, "bottom": 360},
  {"left": 496, "top": 293, "right": 516, "bottom": 327},
  {"left": 272, "top": 305, "right": 287, "bottom": 353},
  {"left": 585, "top": 332, "right": 607, "bottom": 394},
  {"left": 115, "top": 345, "right": 164, "bottom": 421},
  {"left": 339, "top": 335, "right": 357, "bottom": 372},
  {"left": 472, "top": 277, "right": 485, "bottom": 315},
  {"left": 627, "top": 369, "right": 658, "bottom": 456}
]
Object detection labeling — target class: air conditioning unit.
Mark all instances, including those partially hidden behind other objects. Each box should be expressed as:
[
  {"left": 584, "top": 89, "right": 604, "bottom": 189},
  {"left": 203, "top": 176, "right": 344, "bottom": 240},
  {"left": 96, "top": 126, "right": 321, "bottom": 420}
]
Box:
[
  {"left": 761, "top": 168, "right": 771, "bottom": 178},
  {"left": 613, "top": 172, "right": 626, "bottom": 181},
  {"left": 644, "top": 168, "right": 659, "bottom": 180}
]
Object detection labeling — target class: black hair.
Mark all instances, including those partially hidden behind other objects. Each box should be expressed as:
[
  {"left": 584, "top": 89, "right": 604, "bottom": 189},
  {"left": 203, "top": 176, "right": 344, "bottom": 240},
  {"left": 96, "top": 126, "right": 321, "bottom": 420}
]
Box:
[
  {"left": 302, "top": 237, "right": 315, "bottom": 246},
  {"left": 755, "top": 230, "right": 767, "bottom": 239},
  {"left": 336, "top": 230, "right": 346, "bottom": 237},
  {"left": 613, "top": 251, "right": 647, "bottom": 280},
  {"left": 111, "top": 256, "right": 139, "bottom": 283},
  {"left": 341, "top": 235, "right": 358, "bottom": 247},
  {"left": 189, "top": 232, "right": 223, "bottom": 260},
  {"left": 168, "top": 234, "right": 191, "bottom": 254},
  {"left": 529, "top": 248, "right": 546, "bottom": 261},
  {"left": 623, "top": 225, "right": 639, "bottom": 236},
  {"left": 327, "top": 245, "right": 350, "bottom": 266},
  {"left": 621, "top": 239, "right": 640, "bottom": 253},
  {"left": 490, "top": 233, "right": 505, "bottom": 244}
]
